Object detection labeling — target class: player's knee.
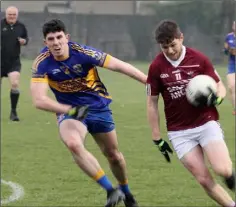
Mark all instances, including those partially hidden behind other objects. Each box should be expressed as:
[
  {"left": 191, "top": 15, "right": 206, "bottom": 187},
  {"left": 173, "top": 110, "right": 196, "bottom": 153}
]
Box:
[
  {"left": 11, "top": 81, "right": 19, "bottom": 90},
  {"left": 196, "top": 174, "right": 214, "bottom": 190},
  {"left": 229, "top": 86, "right": 235, "bottom": 93},
  {"left": 65, "top": 138, "right": 84, "bottom": 155},
  {"left": 213, "top": 161, "right": 232, "bottom": 178},
  {"left": 106, "top": 149, "right": 123, "bottom": 165}
]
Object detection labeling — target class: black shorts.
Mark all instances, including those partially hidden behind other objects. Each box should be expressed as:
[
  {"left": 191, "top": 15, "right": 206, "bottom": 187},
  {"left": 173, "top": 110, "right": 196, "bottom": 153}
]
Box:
[{"left": 1, "top": 58, "right": 21, "bottom": 78}]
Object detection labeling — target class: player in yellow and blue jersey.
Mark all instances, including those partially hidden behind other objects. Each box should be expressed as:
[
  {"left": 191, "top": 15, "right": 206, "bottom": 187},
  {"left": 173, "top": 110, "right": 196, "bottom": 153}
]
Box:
[
  {"left": 224, "top": 20, "right": 236, "bottom": 115},
  {"left": 30, "top": 19, "right": 147, "bottom": 207}
]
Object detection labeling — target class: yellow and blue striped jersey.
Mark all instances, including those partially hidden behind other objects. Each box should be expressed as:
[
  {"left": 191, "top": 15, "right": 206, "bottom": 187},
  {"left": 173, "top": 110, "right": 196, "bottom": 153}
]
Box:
[{"left": 31, "top": 42, "right": 112, "bottom": 109}]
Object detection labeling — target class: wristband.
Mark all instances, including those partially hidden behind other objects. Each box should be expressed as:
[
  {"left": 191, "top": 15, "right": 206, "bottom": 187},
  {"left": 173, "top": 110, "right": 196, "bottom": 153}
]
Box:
[
  {"left": 215, "top": 97, "right": 223, "bottom": 105},
  {"left": 224, "top": 48, "right": 229, "bottom": 55},
  {"left": 68, "top": 108, "right": 76, "bottom": 116},
  {"left": 153, "top": 139, "right": 163, "bottom": 146}
]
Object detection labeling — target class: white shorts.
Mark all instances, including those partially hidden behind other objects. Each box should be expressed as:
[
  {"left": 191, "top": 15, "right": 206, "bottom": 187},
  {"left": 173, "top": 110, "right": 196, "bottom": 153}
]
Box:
[{"left": 167, "top": 121, "right": 224, "bottom": 159}]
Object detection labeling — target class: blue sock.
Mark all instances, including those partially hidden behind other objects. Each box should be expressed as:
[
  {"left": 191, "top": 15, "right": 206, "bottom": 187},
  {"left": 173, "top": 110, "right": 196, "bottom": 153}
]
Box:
[
  {"left": 119, "top": 183, "right": 131, "bottom": 195},
  {"left": 96, "top": 175, "right": 114, "bottom": 192}
]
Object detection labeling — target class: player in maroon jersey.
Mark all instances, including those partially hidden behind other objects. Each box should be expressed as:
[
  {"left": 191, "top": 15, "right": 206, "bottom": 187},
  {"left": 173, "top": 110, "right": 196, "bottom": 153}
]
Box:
[{"left": 146, "top": 20, "right": 235, "bottom": 207}]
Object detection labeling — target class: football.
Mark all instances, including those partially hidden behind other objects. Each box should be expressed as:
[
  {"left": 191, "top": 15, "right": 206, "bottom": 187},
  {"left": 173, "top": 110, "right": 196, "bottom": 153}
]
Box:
[{"left": 185, "top": 75, "right": 217, "bottom": 107}]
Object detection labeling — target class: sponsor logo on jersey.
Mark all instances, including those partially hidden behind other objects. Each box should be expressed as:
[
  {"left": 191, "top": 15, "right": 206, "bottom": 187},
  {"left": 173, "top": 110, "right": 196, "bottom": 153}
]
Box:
[{"left": 160, "top": 73, "right": 169, "bottom": 78}]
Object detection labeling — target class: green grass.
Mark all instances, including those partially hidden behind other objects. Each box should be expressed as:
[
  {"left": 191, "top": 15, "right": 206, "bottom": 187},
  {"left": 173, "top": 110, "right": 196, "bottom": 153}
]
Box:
[
  {"left": 1, "top": 60, "right": 235, "bottom": 206},
  {"left": 1, "top": 184, "right": 12, "bottom": 203}
]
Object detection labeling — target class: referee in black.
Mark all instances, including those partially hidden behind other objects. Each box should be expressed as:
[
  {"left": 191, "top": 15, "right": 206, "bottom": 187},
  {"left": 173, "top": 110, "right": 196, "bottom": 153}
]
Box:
[{"left": 1, "top": 6, "right": 29, "bottom": 121}]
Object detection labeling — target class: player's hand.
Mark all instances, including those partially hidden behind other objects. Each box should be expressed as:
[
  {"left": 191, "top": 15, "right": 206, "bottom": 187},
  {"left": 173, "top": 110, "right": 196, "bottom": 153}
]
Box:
[
  {"left": 194, "top": 87, "right": 223, "bottom": 107},
  {"left": 229, "top": 48, "right": 236, "bottom": 56},
  {"left": 18, "top": 37, "right": 26, "bottom": 45},
  {"left": 153, "top": 139, "right": 173, "bottom": 163},
  {"left": 206, "top": 87, "right": 223, "bottom": 106},
  {"left": 67, "top": 105, "right": 89, "bottom": 120}
]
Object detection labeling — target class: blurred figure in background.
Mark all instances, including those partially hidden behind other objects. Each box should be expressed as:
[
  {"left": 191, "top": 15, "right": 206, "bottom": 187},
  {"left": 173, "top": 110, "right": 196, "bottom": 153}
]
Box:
[
  {"left": 224, "top": 20, "right": 236, "bottom": 115},
  {"left": 1, "top": 6, "right": 29, "bottom": 121}
]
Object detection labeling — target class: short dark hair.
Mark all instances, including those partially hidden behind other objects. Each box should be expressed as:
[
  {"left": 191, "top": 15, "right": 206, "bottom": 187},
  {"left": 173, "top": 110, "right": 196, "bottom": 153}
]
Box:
[
  {"left": 155, "top": 20, "right": 182, "bottom": 44},
  {"left": 42, "top": 19, "right": 66, "bottom": 38}
]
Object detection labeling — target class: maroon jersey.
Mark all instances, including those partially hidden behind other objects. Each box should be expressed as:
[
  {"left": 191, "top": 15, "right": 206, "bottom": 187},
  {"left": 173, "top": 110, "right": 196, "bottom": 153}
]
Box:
[{"left": 147, "top": 47, "right": 220, "bottom": 131}]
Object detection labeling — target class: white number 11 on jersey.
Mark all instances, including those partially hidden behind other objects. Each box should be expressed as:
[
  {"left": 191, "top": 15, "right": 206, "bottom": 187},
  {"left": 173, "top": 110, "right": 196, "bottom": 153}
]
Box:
[{"left": 175, "top": 73, "right": 182, "bottom": 80}]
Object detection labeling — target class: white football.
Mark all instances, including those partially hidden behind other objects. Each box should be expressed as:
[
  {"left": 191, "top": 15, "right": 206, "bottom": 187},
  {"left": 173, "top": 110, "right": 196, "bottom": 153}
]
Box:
[{"left": 186, "top": 75, "right": 217, "bottom": 107}]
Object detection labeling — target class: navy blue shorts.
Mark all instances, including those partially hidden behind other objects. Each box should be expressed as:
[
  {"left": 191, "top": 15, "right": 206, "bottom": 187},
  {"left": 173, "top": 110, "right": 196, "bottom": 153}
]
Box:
[{"left": 57, "top": 108, "right": 115, "bottom": 134}]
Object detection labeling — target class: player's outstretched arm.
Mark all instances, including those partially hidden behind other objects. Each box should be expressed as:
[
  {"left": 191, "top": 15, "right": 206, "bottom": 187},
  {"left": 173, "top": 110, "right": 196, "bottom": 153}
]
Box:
[
  {"left": 30, "top": 82, "right": 72, "bottom": 114},
  {"left": 104, "top": 56, "right": 147, "bottom": 84}
]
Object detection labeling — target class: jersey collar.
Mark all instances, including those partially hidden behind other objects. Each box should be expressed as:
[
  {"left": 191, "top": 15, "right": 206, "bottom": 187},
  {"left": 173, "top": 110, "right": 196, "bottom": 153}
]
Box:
[{"left": 163, "top": 45, "right": 186, "bottom": 68}]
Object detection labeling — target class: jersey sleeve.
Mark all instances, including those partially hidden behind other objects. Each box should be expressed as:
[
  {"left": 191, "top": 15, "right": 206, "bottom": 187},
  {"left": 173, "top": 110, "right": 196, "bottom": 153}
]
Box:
[
  {"left": 31, "top": 54, "right": 48, "bottom": 83},
  {"left": 201, "top": 56, "right": 220, "bottom": 83},
  {"left": 21, "top": 23, "right": 29, "bottom": 45},
  {"left": 80, "top": 45, "right": 111, "bottom": 68},
  {"left": 224, "top": 34, "right": 230, "bottom": 43},
  {"left": 146, "top": 62, "right": 162, "bottom": 96}
]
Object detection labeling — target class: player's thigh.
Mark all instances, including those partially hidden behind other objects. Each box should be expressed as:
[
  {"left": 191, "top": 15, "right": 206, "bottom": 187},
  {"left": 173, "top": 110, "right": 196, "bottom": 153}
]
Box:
[
  {"left": 168, "top": 129, "right": 199, "bottom": 160},
  {"left": 181, "top": 145, "right": 213, "bottom": 186},
  {"left": 59, "top": 119, "right": 88, "bottom": 152},
  {"left": 203, "top": 141, "right": 232, "bottom": 177},
  {"left": 8, "top": 71, "right": 20, "bottom": 89},
  {"left": 227, "top": 73, "right": 235, "bottom": 90},
  {"left": 200, "top": 121, "right": 232, "bottom": 176},
  {"left": 203, "top": 140, "right": 232, "bottom": 177},
  {"left": 92, "top": 129, "right": 119, "bottom": 157}
]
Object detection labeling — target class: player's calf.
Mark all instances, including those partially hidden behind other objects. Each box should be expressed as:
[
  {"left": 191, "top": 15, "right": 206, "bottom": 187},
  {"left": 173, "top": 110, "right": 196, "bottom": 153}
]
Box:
[
  {"left": 227, "top": 73, "right": 235, "bottom": 112},
  {"left": 10, "top": 88, "right": 20, "bottom": 121},
  {"left": 104, "top": 150, "right": 138, "bottom": 204},
  {"left": 105, "top": 151, "right": 130, "bottom": 192},
  {"left": 228, "top": 84, "right": 235, "bottom": 105},
  {"left": 196, "top": 176, "right": 235, "bottom": 207},
  {"left": 65, "top": 139, "right": 116, "bottom": 193}
]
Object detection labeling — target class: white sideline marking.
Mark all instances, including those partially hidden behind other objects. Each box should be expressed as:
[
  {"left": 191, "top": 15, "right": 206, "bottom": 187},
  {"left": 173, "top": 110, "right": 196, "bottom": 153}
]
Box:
[{"left": 1, "top": 179, "right": 24, "bottom": 205}]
